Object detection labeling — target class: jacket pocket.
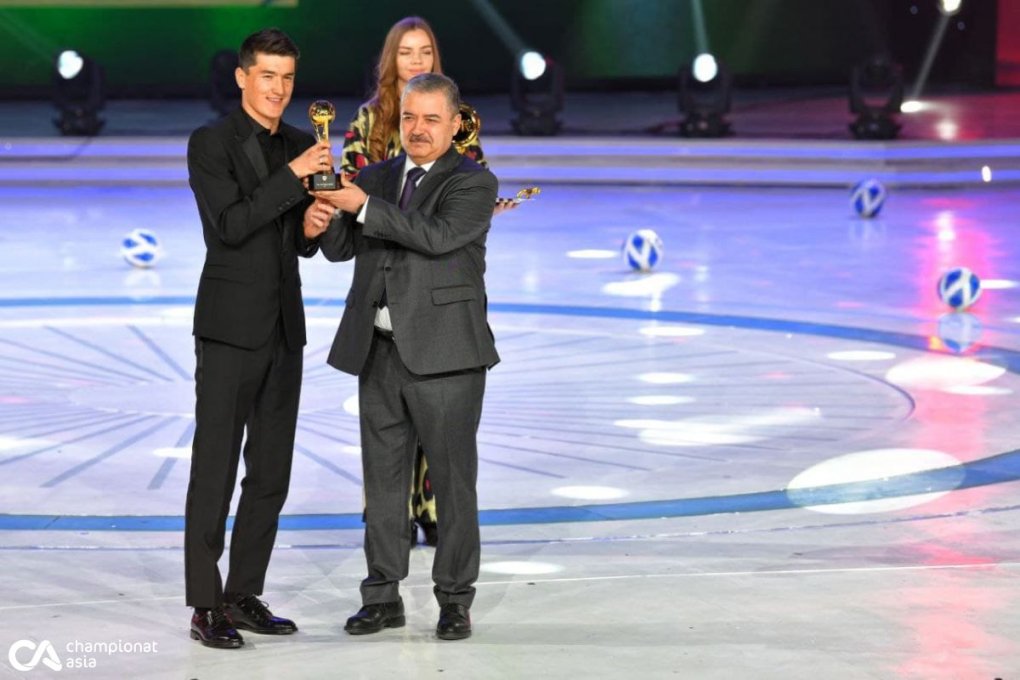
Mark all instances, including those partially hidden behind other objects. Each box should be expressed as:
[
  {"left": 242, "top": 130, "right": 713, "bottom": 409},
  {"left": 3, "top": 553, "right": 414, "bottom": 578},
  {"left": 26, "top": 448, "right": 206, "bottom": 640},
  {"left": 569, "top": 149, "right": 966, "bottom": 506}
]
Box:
[
  {"left": 431, "top": 285, "right": 478, "bottom": 305},
  {"left": 202, "top": 263, "right": 254, "bottom": 283}
]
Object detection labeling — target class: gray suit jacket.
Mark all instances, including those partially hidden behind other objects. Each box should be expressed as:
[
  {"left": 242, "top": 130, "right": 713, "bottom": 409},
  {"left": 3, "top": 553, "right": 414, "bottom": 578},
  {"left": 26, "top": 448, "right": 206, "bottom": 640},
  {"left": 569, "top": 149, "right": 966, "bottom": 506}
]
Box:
[{"left": 320, "top": 146, "right": 500, "bottom": 376}]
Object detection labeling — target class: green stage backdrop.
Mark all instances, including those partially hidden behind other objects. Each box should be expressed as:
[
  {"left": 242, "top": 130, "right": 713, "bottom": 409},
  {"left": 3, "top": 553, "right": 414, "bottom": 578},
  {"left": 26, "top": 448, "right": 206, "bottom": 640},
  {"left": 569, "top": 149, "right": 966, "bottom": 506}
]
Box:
[{"left": 0, "top": 0, "right": 995, "bottom": 97}]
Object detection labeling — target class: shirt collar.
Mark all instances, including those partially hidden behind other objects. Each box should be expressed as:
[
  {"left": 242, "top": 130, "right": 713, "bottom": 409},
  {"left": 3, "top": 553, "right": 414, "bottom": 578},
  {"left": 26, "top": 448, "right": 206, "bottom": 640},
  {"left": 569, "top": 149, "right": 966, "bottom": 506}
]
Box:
[
  {"left": 242, "top": 109, "right": 281, "bottom": 138},
  {"left": 403, "top": 156, "right": 435, "bottom": 178}
]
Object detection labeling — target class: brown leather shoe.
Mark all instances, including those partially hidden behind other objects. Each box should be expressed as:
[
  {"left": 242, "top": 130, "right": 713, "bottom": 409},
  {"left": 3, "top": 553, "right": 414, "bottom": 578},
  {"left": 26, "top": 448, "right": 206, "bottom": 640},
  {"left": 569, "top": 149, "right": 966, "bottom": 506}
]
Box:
[
  {"left": 190, "top": 606, "right": 244, "bottom": 649},
  {"left": 344, "top": 598, "right": 405, "bottom": 635},
  {"left": 436, "top": 603, "right": 471, "bottom": 640},
  {"left": 224, "top": 594, "right": 298, "bottom": 635}
]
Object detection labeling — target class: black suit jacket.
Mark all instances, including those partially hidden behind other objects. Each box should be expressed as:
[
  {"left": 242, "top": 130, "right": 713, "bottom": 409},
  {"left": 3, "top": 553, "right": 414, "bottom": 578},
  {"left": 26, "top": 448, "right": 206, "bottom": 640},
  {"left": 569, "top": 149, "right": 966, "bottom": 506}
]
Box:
[
  {"left": 320, "top": 146, "right": 499, "bottom": 376},
  {"left": 187, "top": 107, "right": 317, "bottom": 350}
]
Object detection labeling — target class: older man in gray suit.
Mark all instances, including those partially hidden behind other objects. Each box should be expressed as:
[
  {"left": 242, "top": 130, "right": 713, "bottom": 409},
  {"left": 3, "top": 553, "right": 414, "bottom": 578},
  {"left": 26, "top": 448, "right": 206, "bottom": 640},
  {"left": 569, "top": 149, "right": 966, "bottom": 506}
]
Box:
[{"left": 304, "top": 72, "right": 498, "bottom": 641}]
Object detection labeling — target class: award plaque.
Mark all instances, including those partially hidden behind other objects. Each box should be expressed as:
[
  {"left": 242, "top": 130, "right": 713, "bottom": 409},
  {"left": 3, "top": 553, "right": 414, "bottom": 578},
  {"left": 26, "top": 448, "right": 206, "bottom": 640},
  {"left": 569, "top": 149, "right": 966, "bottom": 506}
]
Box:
[{"left": 308, "top": 100, "right": 338, "bottom": 190}]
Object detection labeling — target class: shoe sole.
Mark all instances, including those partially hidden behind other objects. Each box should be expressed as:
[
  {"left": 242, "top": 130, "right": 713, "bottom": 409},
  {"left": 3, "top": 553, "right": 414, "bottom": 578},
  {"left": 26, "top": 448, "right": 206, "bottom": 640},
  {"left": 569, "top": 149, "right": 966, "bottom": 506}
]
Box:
[
  {"left": 436, "top": 629, "right": 471, "bottom": 641},
  {"left": 344, "top": 616, "right": 406, "bottom": 635},
  {"left": 190, "top": 630, "right": 244, "bottom": 649},
  {"left": 232, "top": 622, "right": 298, "bottom": 635}
]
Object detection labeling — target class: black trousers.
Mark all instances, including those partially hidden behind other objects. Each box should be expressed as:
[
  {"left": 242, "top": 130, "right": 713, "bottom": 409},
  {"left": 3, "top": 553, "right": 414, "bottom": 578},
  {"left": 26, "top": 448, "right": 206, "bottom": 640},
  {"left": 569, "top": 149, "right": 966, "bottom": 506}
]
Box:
[
  {"left": 184, "top": 327, "right": 302, "bottom": 608},
  {"left": 358, "top": 333, "right": 485, "bottom": 608}
]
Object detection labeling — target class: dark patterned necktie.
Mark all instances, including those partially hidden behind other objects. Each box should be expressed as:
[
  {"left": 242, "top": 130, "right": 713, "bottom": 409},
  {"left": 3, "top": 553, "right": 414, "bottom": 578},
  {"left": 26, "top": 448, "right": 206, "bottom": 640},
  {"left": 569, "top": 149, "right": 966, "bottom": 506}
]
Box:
[
  {"left": 398, "top": 166, "right": 426, "bottom": 210},
  {"left": 380, "top": 166, "right": 427, "bottom": 311}
]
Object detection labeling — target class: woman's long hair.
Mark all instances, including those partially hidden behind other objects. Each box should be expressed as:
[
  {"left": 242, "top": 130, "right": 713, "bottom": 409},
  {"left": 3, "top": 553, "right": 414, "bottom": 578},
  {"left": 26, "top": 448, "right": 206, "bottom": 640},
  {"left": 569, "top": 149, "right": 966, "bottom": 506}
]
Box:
[{"left": 366, "top": 16, "right": 444, "bottom": 162}]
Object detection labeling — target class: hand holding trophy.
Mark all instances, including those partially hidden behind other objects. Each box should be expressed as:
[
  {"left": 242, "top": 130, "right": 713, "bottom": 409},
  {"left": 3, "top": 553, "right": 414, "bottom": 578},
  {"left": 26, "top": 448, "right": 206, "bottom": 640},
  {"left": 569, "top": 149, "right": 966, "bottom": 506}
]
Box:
[{"left": 308, "top": 100, "right": 337, "bottom": 190}]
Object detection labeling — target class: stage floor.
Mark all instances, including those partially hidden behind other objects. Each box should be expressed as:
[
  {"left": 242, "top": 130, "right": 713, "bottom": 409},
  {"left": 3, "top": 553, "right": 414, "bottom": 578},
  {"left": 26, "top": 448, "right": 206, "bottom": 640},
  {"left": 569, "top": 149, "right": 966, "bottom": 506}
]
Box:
[{"left": 1, "top": 129, "right": 1020, "bottom": 677}]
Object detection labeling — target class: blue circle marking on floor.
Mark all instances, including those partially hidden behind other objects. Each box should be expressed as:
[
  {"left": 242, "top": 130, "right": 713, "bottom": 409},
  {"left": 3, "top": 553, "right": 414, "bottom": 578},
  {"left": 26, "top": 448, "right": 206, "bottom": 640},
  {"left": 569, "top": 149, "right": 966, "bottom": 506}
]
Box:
[
  {"left": 1, "top": 295, "right": 1018, "bottom": 531},
  {"left": 1, "top": 448, "right": 1018, "bottom": 532}
]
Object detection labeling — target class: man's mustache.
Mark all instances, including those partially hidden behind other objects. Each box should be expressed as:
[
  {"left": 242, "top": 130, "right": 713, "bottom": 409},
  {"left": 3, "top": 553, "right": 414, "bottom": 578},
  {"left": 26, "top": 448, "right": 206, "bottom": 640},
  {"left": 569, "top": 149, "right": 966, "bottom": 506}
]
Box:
[{"left": 408, "top": 134, "right": 432, "bottom": 143}]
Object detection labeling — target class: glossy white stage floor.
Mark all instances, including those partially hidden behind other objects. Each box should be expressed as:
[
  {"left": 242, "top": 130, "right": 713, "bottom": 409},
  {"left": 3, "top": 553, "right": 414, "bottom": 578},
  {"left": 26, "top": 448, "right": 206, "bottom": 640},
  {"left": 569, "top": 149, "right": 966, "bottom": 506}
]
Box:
[{"left": 1, "top": 163, "right": 1020, "bottom": 678}]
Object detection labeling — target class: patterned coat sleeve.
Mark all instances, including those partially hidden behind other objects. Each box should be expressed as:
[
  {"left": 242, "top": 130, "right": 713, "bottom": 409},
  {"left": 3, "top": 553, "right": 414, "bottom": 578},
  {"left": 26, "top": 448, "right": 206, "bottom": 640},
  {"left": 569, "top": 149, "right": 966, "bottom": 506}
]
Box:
[{"left": 340, "top": 104, "right": 374, "bottom": 176}]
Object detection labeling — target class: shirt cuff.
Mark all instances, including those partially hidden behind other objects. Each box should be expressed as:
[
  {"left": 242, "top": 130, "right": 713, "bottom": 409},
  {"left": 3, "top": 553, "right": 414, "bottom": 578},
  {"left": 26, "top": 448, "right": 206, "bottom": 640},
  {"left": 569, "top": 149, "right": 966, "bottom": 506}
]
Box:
[{"left": 356, "top": 197, "right": 369, "bottom": 224}]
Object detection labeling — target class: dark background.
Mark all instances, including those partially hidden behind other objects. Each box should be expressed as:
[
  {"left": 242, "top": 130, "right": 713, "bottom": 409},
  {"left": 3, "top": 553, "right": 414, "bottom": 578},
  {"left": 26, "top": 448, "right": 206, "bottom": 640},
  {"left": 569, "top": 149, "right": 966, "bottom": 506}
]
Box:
[{"left": 0, "top": 0, "right": 1001, "bottom": 99}]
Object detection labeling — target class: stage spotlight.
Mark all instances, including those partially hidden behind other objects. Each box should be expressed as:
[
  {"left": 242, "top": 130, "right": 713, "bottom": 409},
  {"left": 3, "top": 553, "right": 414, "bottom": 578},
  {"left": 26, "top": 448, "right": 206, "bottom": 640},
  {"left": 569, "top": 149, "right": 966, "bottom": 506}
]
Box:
[
  {"left": 52, "top": 49, "right": 106, "bottom": 136},
  {"left": 677, "top": 54, "right": 732, "bottom": 137},
  {"left": 691, "top": 53, "right": 718, "bottom": 83},
  {"left": 848, "top": 56, "right": 904, "bottom": 140},
  {"left": 511, "top": 51, "right": 563, "bottom": 136},
  {"left": 209, "top": 49, "right": 239, "bottom": 118},
  {"left": 518, "top": 50, "right": 547, "bottom": 80},
  {"left": 938, "top": 0, "right": 962, "bottom": 15}
]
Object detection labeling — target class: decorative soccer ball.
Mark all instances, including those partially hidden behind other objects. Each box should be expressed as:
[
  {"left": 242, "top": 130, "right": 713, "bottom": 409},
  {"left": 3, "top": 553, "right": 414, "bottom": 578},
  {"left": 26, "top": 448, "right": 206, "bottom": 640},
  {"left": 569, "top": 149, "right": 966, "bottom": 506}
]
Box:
[
  {"left": 937, "top": 267, "right": 981, "bottom": 310},
  {"left": 622, "top": 229, "right": 664, "bottom": 272},
  {"left": 120, "top": 228, "right": 163, "bottom": 268},
  {"left": 850, "top": 179, "right": 886, "bottom": 218}
]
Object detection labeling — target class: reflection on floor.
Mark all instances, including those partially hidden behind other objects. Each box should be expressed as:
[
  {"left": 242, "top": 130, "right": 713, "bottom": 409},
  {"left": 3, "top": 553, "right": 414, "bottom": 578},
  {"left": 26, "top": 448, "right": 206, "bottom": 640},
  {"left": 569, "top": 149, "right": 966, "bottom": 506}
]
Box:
[{"left": 1, "top": 119, "right": 1019, "bottom": 678}]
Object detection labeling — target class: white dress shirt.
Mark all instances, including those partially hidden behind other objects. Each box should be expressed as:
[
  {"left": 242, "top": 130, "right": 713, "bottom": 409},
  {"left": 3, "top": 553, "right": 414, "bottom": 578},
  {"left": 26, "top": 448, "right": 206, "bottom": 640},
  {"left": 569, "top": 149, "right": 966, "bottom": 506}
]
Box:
[{"left": 369, "top": 158, "right": 435, "bottom": 331}]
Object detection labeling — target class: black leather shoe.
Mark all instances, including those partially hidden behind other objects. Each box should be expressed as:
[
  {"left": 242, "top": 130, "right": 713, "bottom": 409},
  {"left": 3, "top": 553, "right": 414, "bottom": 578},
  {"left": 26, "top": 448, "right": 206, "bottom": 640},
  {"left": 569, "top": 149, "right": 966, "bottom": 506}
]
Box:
[
  {"left": 436, "top": 603, "right": 471, "bottom": 640},
  {"left": 190, "top": 606, "right": 244, "bottom": 649},
  {"left": 344, "top": 599, "right": 405, "bottom": 635},
  {"left": 225, "top": 594, "right": 298, "bottom": 635}
]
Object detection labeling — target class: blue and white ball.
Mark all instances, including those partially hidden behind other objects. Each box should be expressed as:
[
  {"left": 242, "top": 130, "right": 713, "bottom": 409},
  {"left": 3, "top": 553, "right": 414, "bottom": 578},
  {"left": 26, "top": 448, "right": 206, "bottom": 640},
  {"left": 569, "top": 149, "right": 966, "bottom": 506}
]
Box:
[
  {"left": 937, "top": 267, "right": 981, "bottom": 310},
  {"left": 623, "top": 229, "right": 664, "bottom": 272},
  {"left": 120, "top": 228, "right": 163, "bottom": 268},
  {"left": 850, "top": 179, "right": 886, "bottom": 218}
]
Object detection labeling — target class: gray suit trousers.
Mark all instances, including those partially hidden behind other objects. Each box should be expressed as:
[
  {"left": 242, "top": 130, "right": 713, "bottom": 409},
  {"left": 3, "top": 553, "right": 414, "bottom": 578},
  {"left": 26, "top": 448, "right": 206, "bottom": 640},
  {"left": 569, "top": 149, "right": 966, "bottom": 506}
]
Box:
[{"left": 358, "top": 332, "right": 485, "bottom": 608}]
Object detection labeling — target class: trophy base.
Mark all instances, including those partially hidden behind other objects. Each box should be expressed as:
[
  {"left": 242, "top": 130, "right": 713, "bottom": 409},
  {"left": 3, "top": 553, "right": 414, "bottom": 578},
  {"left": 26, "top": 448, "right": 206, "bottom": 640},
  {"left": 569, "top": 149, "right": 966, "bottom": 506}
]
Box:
[{"left": 311, "top": 172, "right": 338, "bottom": 191}]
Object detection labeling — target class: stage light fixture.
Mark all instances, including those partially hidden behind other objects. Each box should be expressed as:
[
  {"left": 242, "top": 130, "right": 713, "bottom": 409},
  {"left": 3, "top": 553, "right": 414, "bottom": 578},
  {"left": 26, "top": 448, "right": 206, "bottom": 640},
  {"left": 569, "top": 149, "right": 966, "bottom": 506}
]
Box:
[
  {"left": 52, "top": 49, "right": 106, "bottom": 136},
  {"left": 209, "top": 49, "right": 240, "bottom": 118},
  {"left": 677, "top": 55, "right": 732, "bottom": 137},
  {"left": 938, "top": 0, "right": 962, "bottom": 15},
  {"left": 511, "top": 52, "right": 563, "bottom": 136},
  {"left": 848, "top": 56, "right": 904, "bottom": 140},
  {"left": 518, "top": 50, "right": 547, "bottom": 81},
  {"left": 691, "top": 53, "right": 719, "bottom": 83}
]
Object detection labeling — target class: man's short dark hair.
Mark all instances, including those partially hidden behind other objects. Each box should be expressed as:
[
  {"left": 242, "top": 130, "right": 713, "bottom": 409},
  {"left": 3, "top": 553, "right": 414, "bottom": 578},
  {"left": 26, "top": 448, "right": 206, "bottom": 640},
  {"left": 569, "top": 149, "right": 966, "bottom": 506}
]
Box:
[
  {"left": 238, "top": 28, "right": 300, "bottom": 70},
  {"left": 402, "top": 73, "right": 461, "bottom": 117}
]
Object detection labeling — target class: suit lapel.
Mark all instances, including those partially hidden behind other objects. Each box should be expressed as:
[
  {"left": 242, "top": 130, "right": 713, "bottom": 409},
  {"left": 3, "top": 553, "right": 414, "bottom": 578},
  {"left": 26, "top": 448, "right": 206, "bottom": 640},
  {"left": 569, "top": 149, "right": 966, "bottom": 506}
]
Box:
[
  {"left": 228, "top": 108, "right": 270, "bottom": 181},
  {"left": 384, "top": 155, "right": 404, "bottom": 203},
  {"left": 241, "top": 133, "right": 269, "bottom": 181},
  {"left": 230, "top": 109, "right": 283, "bottom": 246}
]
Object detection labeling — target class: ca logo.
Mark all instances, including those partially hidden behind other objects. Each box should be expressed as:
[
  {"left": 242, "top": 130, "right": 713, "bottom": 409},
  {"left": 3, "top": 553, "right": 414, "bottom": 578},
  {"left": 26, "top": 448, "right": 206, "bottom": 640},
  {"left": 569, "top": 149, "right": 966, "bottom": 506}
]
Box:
[{"left": 8, "top": 640, "right": 62, "bottom": 672}]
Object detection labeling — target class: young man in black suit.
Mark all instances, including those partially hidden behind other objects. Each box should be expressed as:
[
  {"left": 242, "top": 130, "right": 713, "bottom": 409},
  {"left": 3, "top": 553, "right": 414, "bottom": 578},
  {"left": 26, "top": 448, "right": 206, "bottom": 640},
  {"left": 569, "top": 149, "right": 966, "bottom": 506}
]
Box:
[
  {"left": 306, "top": 73, "right": 499, "bottom": 641},
  {"left": 184, "top": 27, "right": 332, "bottom": 649}
]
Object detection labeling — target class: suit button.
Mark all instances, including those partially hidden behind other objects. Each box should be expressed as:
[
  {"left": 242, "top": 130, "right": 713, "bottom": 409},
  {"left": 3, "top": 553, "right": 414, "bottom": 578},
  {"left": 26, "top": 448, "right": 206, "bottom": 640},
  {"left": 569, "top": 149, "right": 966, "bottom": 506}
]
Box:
[{"left": 384, "top": 266, "right": 392, "bottom": 271}]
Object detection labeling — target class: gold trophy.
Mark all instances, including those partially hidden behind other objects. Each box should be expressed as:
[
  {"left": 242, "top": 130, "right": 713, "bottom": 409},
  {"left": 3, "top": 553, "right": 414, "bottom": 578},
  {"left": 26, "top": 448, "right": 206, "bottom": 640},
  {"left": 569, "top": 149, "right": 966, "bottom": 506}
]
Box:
[
  {"left": 308, "top": 100, "right": 337, "bottom": 190},
  {"left": 495, "top": 186, "right": 541, "bottom": 208}
]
